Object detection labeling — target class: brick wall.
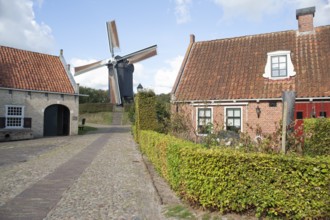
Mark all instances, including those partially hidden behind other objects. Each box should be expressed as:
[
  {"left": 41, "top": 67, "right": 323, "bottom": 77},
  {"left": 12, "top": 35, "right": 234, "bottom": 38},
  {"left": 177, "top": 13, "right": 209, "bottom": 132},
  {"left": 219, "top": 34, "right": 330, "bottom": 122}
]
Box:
[
  {"left": 0, "top": 89, "right": 79, "bottom": 139},
  {"left": 173, "top": 101, "right": 283, "bottom": 141},
  {"left": 246, "top": 102, "right": 282, "bottom": 137},
  {"left": 297, "top": 14, "right": 314, "bottom": 32}
]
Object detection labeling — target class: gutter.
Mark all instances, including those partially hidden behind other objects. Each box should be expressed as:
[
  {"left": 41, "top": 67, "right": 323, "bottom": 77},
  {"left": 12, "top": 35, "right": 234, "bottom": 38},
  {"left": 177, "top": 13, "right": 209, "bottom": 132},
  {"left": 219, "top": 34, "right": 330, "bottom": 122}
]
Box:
[
  {"left": 0, "top": 87, "right": 88, "bottom": 97},
  {"left": 172, "top": 96, "right": 330, "bottom": 104}
]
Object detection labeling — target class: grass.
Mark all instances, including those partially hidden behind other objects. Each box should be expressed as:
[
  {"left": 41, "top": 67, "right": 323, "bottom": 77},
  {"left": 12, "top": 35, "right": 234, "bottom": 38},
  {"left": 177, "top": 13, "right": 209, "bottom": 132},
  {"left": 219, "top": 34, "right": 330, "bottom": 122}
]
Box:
[
  {"left": 79, "top": 112, "right": 112, "bottom": 125},
  {"left": 164, "top": 205, "right": 196, "bottom": 219},
  {"left": 78, "top": 126, "right": 98, "bottom": 135},
  {"left": 121, "top": 112, "right": 132, "bottom": 125}
]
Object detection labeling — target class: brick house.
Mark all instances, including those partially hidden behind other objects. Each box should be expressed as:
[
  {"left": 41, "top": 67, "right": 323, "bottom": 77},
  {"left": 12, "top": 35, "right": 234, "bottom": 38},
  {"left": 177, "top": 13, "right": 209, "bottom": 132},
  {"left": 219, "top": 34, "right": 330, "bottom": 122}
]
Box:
[
  {"left": 171, "top": 7, "right": 330, "bottom": 140},
  {"left": 0, "top": 46, "right": 79, "bottom": 141}
]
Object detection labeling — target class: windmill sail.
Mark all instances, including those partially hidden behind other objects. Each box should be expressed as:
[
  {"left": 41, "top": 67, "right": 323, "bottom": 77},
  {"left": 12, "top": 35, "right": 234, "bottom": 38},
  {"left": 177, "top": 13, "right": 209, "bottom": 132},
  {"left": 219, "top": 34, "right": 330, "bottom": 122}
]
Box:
[
  {"left": 121, "top": 45, "right": 157, "bottom": 64},
  {"left": 107, "top": 21, "right": 120, "bottom": 57},
  {"left": 73, "top": 20, "right": 157, "bottom": 105}
]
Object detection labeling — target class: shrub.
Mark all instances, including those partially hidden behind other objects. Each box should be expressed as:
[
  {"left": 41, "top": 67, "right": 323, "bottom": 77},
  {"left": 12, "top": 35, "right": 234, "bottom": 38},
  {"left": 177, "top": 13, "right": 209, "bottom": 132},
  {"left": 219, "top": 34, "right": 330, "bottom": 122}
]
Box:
[
  {"left": 138, "top": 130, "right": 199, "bottom": 190},
  {"left": 134, "top": 91, "right": 158, "bottom": 142},
  {"left": 137, "top": 130, "right": 330, "bottom": 219},
  {"left": 304, "top": 118, "right": 330, "bottom": 156},
  {"left": 180, "top": 148, "right": 330, "bottom": 218},
  {"left": 79, "top": 103, "right": 113, "bottom": 114}
]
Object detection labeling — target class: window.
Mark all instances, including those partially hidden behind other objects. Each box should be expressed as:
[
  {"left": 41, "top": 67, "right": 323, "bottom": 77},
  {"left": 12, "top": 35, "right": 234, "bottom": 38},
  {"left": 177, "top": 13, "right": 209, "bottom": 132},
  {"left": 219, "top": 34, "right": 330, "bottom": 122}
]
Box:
[
  {"left": 296, "top": 111, "right": 303, "bottom": 119},
  {"left": 263, "top": 51, "right": 296, "bottom": 80},
  {"left": 319, "top": 112, "right": 327, "bottom": 118},
  {"left": 197, "top": 108, "right": 212, "bottom": 134},
  {"left": 5, "top": 105, "right": 24, "bottom": 128},
  {"left": 226, "top": 108, "right": 241, "bottom": 132},
  {"left": 271, "top": 55, "right": 287, "bottom": 77},
  {"left": 269, "top": 101, "right": 277, "bottom": 107}
]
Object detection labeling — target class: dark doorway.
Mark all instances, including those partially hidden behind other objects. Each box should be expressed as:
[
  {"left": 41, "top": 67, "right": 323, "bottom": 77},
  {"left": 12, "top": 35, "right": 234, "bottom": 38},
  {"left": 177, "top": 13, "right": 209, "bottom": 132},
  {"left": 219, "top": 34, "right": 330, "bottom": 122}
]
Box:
[{"left": 44, "top": 105, "right": 70, "bottom": 136}]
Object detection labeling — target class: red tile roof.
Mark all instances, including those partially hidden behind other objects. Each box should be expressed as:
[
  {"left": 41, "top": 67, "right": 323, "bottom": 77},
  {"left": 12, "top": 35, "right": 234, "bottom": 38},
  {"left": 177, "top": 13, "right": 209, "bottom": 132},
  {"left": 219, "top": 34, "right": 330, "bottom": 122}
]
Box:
[
  {"left": 0, "top": 45, "right": 76, "bottom": 94},
  {"left": 173, "top": 25, "right": 330, "bottom": 101}
]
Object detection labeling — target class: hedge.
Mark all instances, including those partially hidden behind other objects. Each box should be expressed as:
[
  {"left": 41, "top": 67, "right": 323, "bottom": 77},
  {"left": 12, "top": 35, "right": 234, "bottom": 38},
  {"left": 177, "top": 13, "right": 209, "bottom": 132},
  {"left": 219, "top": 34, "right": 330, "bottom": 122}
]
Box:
[
  {"left": 134, "top": 91, "right": 158, "bottom": 142},
  {"left": 79, "top": 103, "right": 113, "bottom": 114},
  {"left": 139, "top": 130, "right": 199, "bottom": 190},
  {"left": 137, "top": 130, "right": 330, "bottom": 219},
  {"left": 304, "top": 118, "right": 330, "bottom": 156}
]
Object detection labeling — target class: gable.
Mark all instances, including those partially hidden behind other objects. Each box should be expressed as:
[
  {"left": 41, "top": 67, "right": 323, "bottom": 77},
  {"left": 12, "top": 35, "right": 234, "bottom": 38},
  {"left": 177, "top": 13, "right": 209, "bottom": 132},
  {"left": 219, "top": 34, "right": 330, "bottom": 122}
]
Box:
[
  {"left": 0, "top": 46, "right": 76, "bottom": 94},
  {"left": 173, "top": 26, "right": 330, "bottom": 101}
]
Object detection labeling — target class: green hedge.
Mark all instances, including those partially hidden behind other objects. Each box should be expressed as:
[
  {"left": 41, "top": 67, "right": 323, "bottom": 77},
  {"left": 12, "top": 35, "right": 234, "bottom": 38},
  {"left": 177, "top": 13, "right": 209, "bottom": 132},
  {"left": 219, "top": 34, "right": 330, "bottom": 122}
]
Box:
[
  {"left": 134, "top": 91, "right": 158, "bottom": 142},
  {"left": 139, "top": 130, "right": 199, "bottom": 190},
  {"left": 79, "top": 103, "right": 113, "bottom": 114},
  {"left": 137, "top": 130, "right": 330, "bottom": 219},
  {"left": 304, "top": 118, "right": 330, "bottom": 156},
  {"left": 180, "top": 148, "right": 330, "bottom": 218}
]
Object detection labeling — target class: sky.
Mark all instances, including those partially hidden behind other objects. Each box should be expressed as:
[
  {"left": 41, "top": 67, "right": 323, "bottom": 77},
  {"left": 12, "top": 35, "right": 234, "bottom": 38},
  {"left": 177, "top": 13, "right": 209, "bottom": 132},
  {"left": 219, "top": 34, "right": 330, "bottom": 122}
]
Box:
[{"left": 1, "top": 0, "right": 330, "bottom": 94}]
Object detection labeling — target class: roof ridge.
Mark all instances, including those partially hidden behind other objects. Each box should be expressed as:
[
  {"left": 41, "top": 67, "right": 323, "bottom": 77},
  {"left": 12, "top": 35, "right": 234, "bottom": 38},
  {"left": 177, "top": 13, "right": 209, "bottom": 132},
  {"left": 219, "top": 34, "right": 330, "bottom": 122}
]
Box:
[
  {"left": 197, "top": 30, "right": 296, "bottom": 44},
  {"left": 195, "top": 25, "right": 330, "bottom": 44},
  {"left": 0, "top": 45, "right": 59, "bottom": 58}
]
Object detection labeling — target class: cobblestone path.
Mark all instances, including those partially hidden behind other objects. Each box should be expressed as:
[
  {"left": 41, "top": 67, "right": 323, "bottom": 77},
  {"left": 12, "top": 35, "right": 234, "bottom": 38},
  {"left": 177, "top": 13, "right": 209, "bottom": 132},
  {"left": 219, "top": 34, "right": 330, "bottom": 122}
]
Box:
[{"left": 0, "top": 126, "right": 165, "bottom": 219}]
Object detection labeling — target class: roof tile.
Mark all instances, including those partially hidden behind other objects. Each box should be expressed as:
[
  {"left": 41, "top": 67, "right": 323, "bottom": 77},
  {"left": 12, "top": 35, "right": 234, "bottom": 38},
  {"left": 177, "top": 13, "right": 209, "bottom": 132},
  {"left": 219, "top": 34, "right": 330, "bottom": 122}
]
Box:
[
  {"left": 174, "top": 26, "right": 330, "bottom": 101},
  {"left": 0, "top": 45, "right": 75, "bottom": 94}
]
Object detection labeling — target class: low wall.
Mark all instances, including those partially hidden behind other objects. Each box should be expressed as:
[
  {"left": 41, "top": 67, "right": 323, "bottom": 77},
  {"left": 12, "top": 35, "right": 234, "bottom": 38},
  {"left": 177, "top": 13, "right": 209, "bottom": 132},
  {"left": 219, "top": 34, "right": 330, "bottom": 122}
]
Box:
[{"left": 0, "top": 129, "right": 33, "bottom": 142}]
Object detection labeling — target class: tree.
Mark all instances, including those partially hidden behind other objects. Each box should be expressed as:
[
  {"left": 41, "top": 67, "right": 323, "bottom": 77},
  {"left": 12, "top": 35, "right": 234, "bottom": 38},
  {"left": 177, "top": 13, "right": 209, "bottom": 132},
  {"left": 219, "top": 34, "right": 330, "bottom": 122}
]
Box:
[{"left": 79, "top": 86, "right": 110, "bottom": 103}]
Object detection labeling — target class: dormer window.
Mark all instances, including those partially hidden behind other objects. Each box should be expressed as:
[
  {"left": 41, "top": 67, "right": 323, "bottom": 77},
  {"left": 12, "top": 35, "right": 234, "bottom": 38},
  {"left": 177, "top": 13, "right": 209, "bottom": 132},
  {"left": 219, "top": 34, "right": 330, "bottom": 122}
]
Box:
[
  {"left": 263, "top": 51, "right": 296, "bottom": 80},
  {"left": 271, "top": 55, "right": 287, "bottom": 77}
]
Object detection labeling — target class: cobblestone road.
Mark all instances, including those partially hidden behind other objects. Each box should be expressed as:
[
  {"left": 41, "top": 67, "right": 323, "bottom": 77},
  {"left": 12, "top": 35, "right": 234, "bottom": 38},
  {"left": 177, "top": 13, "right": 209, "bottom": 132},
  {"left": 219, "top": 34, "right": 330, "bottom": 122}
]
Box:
[{"left": 0, "top": 125, "right": 169, "bottom": 219}]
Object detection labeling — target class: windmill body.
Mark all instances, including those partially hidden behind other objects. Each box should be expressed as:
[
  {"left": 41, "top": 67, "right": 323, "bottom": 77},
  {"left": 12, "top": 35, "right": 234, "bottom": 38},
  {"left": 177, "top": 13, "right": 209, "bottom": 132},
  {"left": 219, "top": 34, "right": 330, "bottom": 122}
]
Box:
[
  {"left": 113, "top": 60, "right": 134, "bottom": 102},
  {"left": 74, "top": 21, "right": 157, "bottom": 105}
]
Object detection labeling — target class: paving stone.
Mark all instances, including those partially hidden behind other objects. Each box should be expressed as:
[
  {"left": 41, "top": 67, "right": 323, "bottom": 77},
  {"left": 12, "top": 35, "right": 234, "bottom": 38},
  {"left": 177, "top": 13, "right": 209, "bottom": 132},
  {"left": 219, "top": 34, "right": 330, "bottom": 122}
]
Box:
[{"left": 0, "top": 125, "right": 168, "bottom": 220}]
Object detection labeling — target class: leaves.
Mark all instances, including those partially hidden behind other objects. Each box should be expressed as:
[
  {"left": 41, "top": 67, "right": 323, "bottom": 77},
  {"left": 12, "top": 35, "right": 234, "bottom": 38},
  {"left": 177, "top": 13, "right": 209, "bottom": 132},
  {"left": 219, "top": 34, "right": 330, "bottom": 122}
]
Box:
[{"left": 137, "top": 130, "right": 330, "bottom": 219}]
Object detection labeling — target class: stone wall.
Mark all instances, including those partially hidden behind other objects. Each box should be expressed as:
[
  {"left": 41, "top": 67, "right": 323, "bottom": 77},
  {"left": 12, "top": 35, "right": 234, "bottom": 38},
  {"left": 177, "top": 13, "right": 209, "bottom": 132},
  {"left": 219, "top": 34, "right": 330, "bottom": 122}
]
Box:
[{"left": 0, "top": 89, "right": 79, "bottom": 140}]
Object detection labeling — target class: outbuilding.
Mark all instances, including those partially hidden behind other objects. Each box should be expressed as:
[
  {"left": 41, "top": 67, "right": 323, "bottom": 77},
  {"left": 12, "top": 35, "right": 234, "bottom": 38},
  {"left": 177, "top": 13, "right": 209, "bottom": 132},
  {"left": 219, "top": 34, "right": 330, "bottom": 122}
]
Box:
[{"left": 0, "top": 46, "right": 79, "bottom": 141}]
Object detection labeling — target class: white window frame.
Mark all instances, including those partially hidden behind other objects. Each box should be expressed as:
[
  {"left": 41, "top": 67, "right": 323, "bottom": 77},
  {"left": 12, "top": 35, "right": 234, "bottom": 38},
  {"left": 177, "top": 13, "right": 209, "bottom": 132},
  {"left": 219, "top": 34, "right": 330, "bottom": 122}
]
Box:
[
  {"left": 224, "top": 106, "right": 243, "bottom": 133},
  {"left": 196, "top": 107, "right": 213, "bottom": 136},
  {"left": 5, "top": 105, "right": 25, "bottom": 129},
  {"left": 263, "top": 51, "right": 296, "bottom": 80}
]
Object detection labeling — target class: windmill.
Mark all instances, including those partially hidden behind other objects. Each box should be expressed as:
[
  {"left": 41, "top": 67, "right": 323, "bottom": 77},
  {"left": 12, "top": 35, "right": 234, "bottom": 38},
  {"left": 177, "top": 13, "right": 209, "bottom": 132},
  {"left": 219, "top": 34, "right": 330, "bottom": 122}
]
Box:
[{"left": 74, "top": 20, "right": 157, "bottom": 105}]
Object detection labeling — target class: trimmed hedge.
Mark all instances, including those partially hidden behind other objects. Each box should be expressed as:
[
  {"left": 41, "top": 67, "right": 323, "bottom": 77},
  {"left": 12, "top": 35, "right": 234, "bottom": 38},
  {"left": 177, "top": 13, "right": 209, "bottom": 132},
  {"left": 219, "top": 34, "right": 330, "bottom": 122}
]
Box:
[
  {"left": 139, "top": 130, "right": 199, "bottom": 190},
  {"left": 79, "top": 103, "right": 113, "bottom": 114},
  {"left": 304, "top": 118, "right": 330, "bottom": 156},
  {"left": 134, "top": 91, "right": 158, "bottom": 142},
  {"left": 137, "top": 130, "right": 330, "bottom": 219},
  {"left": 180, "top": 148, "right": 330, "bottom": 218}
]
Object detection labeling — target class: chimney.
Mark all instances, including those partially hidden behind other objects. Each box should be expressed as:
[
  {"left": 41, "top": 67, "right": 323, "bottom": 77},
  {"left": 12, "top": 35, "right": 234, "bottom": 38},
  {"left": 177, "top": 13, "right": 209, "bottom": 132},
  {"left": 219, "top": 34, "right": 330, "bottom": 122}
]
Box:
[
  {"left": 60, "top": 49, "right": 64, "bottom": 56},
  {"left": 296, "top": 6, "right": 315, "bottom": 33},
  {"left": 190, "top": 34, "right": 195, "bottom": 43}
]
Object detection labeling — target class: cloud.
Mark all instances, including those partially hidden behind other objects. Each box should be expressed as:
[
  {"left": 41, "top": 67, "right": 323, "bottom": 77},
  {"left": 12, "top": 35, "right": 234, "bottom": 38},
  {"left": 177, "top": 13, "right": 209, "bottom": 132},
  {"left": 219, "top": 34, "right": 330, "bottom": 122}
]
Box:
[
  {"left": 0, "top": 0, "right": 54, "bottom": 53},
  {"left": 71, "top": 58, "right": 159, "bottom": 95},
  {"left": 212, "top": 0, "right": 330, "bottom": 25},
  {"left": 131, "top": 63, "right": 145, "bottom": 88},
  {"left": 154, "top": 55, "right": 183, "bottom": 94},
  {"left": 71, "top": 58, "right": 109, "bottom": 91},
  {"left": 294, "top": 0, "right": 330, "bottom": 25},
  {"left": 212, "top": 0, "right": 284, "bottom": 22},
  {"left": 174, "top": 0, "right": 192, "bottom": 24}
]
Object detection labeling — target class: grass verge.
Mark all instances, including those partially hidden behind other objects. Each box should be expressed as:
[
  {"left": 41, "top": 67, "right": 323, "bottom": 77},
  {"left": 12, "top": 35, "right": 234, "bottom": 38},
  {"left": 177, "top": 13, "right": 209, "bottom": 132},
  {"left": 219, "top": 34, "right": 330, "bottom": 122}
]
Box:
[
  {"left": 79, "top": 112, "right": 112, "bottom": 125},
  {"left": 78, "top": 126, "right": 98, "bottom": 135},
  {"left": 164, "top": 205, "right": 196, "bottom": 219}
]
